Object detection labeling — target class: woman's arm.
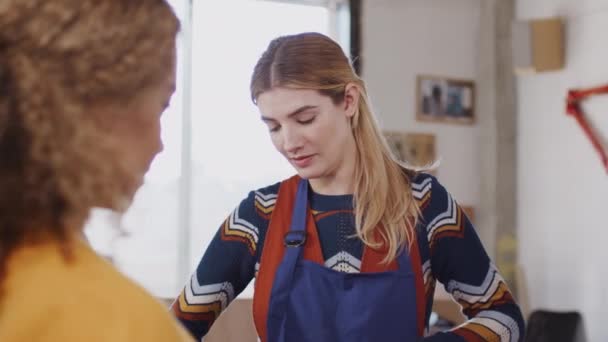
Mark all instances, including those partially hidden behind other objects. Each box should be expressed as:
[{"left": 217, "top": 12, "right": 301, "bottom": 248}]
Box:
[
  {"left": 171, "top": 190, "right": 270, "bottom": 340},
  {"left": 421, "top": 176, "right": 525, "bottom": 342}
]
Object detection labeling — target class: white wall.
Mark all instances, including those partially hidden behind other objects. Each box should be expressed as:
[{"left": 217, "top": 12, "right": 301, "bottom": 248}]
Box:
[
  {"left": 364, "top": 0, "right": 608, "bottom": 340},
  {"left": 361, "top": 0, "right": 482, "bottom": 228},
  {"left": 516, "top": 1, "right": 608, "bottom": 341}
]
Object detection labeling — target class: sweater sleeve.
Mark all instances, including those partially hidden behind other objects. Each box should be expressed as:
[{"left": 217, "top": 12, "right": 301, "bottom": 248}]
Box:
[
  {"left": 421, "top": 176, "right": 525, "bottom": 342},
  {"left": 170, "top": 190, "right": 269, "bottom": 340}
]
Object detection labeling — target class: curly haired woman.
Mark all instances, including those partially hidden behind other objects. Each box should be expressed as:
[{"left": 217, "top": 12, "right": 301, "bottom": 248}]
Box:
[{"left": 0, "top": 1, "right": 192, "bottom": 340}]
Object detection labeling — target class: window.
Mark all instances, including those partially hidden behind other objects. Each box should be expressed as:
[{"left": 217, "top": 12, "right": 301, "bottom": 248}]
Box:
[{"left": 85, "top": 0, "right": 350, "bottom": 299}]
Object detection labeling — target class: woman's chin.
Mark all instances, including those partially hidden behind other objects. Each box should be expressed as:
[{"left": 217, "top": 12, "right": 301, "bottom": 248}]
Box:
[
  {"left": 94, "top": 195, "right": 133, "bottom": 213},
  {"left": 296, "top": 170, "right": 324, "bottom": 181},
  {"left": 94, "top": 180, "right": 140, "bottom": 212},
  {"left": 292, "top": 165, "right": 318, "bottom": 179}
]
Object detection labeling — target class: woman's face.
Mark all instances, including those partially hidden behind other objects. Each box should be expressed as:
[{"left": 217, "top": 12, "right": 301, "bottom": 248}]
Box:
[
  {"left": 256, "top": 86, "right": 358, "bottom": 183},
  {"left": 94, "top": 58, "right": 176, "bottom": 208}
]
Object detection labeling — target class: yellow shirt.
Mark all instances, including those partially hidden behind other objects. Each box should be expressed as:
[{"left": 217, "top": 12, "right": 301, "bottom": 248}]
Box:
[{"left": 0, "top": 238, "right": 193, "bottom": 342}]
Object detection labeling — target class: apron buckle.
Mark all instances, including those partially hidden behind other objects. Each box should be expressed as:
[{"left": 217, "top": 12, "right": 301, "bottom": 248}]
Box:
[{"left": 284, "top": 231, "right": 306, "bottom": 247}]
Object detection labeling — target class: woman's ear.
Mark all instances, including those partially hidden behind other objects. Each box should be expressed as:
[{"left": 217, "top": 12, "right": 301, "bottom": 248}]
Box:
[{"left": 343, "top": 82, "right": 360, "bottom": 118}]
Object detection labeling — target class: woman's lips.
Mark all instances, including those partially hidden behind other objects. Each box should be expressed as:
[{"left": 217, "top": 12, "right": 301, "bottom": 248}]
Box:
[{"left": 291, "top": 155, "right": 314, "bottom": 168}]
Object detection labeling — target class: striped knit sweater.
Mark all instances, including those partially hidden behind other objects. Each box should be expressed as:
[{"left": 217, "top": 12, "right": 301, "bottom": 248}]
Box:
[{"left": 171, "top": 173, "right": 525, "bottom": 341}]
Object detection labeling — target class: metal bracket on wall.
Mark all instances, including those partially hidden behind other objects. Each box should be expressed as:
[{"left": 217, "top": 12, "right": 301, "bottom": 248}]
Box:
[{"left": 566, "top": 84, "right": 608, "bottom": 173}]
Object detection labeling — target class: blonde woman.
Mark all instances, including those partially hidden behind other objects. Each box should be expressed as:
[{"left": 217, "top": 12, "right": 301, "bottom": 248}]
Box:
[
  {"left": 0, "top": 0, "right": 192, "bottom": 341},
  {"left": 172, "top": 32, "right": 524, "bottom": 342}
]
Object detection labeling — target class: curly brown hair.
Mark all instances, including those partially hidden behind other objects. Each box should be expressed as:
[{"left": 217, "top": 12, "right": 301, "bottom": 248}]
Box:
[{"left": 0, "top": 0, "right": 179, "bottom": 284}]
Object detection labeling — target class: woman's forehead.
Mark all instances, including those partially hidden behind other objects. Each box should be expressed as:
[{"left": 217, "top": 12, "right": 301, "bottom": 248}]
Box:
[{"left": 257, "top": 88, "right": 327, "bottom": 118}]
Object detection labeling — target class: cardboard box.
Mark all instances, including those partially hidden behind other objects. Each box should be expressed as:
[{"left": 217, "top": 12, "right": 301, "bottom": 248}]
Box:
[{"left": 513, "top": 17, "right": 565, "bottom": 74}]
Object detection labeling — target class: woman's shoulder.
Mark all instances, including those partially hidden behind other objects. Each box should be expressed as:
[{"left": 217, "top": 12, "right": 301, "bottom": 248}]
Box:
[
  {"left": 250, "top": 180, "right": 282, "bottom": 207},
  {"left": 1, "top": 240, "right": 192, "bottom": 341},
  {"left": 410, "top": 171, "right": 435, "bottom": 187},
  {"left": 408, "top": 171, "right": 436, "bottom": 202},
  {"left": 68, "top": 242, "right": 193, "bottom": 340},
  {"left": 238, "top": 179, "right": 286, "bottom": 220}
]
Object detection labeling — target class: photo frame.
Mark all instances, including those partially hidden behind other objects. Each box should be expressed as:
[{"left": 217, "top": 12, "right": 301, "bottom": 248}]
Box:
[{"left": 416, "top": 75, "right": 476, "bottom": 125}]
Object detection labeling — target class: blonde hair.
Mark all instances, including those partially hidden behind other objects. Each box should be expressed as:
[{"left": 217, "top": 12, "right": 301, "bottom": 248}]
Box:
[
  {"left": 251, "top": 32, "right": 420, "bottom": 262},
  {"left": 0, "top": 0, "right": 179, "bottom": 282}
]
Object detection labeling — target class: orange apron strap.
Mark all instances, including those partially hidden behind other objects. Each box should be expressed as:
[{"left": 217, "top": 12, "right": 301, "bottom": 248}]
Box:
[
  {"left": 360, "top": 229, "right": 399, "bottom": 273},
  {"left": 253, "top": 176, "right": 298, "bottom": 342},
  {"left": 360, "top": 226, "right": 427, "bottom": 337},
  {"left": 252, "top": 176, "right": 324, "bottom": 342}
]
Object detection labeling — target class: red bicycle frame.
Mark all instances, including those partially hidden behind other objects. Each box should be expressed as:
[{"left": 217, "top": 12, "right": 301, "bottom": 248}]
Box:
[{"left": 566, "top": 84, "right": 608, "bottom": 173}]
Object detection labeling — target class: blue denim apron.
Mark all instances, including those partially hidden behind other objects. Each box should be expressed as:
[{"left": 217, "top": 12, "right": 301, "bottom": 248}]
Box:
[{"left": 265, "top": 179, "right": 420, "bottom": 342}]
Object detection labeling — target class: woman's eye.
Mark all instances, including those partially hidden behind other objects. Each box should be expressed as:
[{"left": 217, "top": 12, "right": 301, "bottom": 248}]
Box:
[
  {"left": 298, "top": 117, "right": 315, "bottom": 125},
  {"left": 269, "top": 125, "right": 280, "bottom": 133}
]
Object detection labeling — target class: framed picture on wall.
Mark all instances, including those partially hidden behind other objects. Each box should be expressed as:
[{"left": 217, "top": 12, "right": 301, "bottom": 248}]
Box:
[
  {"left": 383, "top": 131, "right": 437, "bottom": 172},
  {"left": 416, "top": 75, "right": 475, "bottom": 125}
]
